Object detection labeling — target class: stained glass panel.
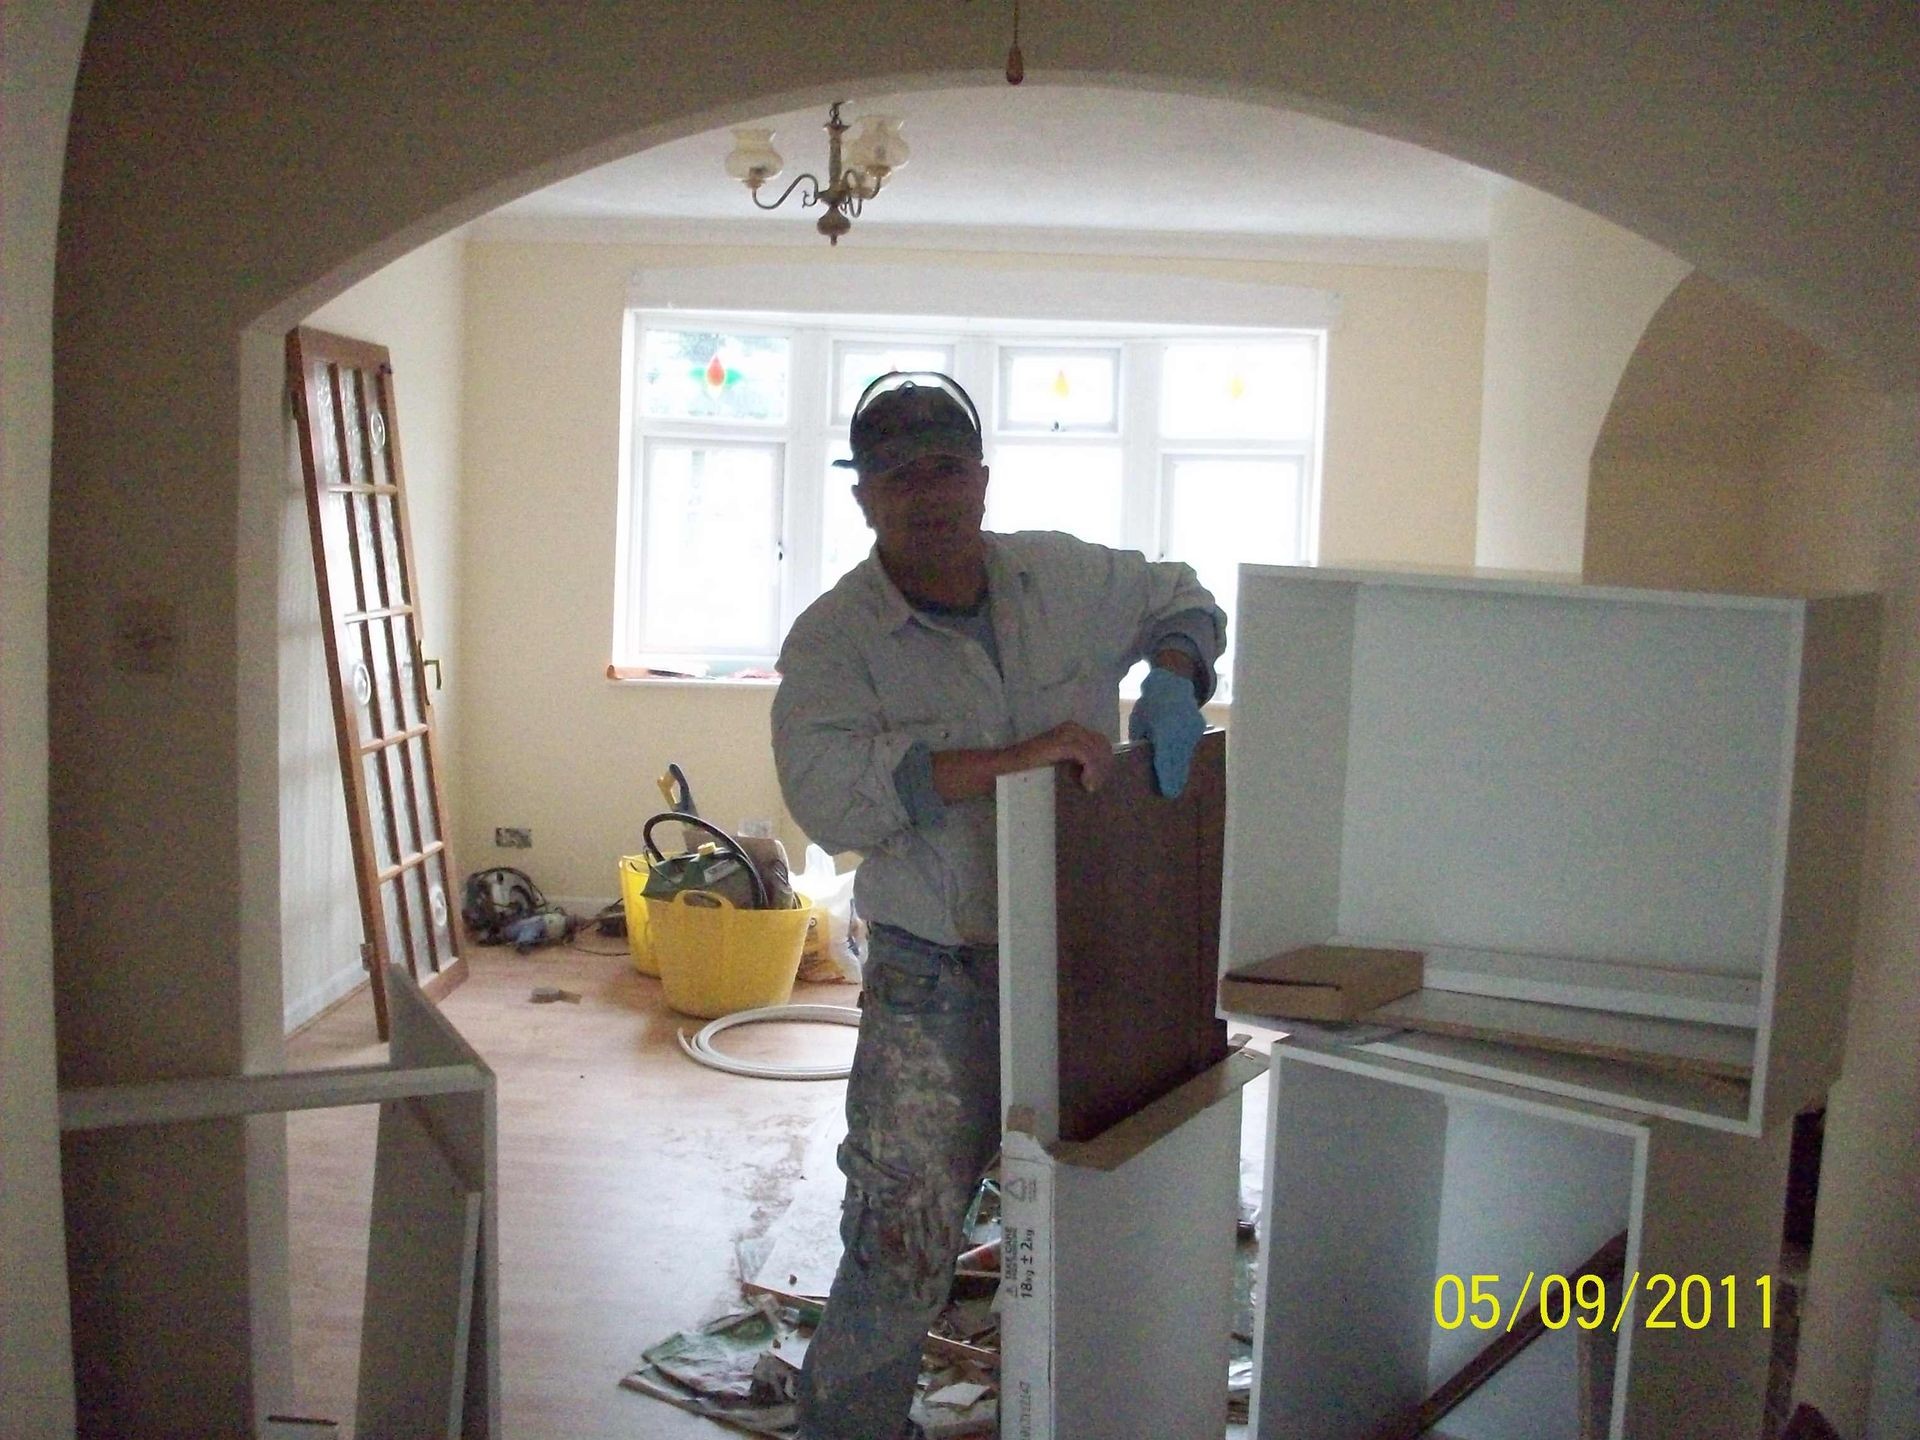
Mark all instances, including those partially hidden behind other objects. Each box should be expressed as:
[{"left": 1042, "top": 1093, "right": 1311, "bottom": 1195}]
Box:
[
  {"left": 1000, "top": 349, "right": 1119, "bottom": 432},
  {"left": 641, "top": 327, "right": 789, "bottom": 422}
]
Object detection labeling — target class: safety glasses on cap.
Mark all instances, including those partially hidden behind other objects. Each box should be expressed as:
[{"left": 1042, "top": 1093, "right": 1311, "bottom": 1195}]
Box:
[{"left": 848, "top": 370, "right": 982, "bottom": 431}]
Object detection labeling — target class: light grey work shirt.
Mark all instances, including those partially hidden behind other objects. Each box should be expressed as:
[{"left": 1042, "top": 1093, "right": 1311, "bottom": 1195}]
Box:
[{"left": 771, "top": 530, "right": 1224, "bottom": 946}]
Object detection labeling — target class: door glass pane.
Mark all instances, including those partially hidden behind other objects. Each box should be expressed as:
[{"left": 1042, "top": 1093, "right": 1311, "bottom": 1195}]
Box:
[
  {"left": 377, "top": 495, "right": 409, "bottom": 607},
  {"left": 410, "top": 735, "right": 442, "bottom": 848},
  {"left": 820, "top": 446, "right": 872, "bottom": 591},
  {"left": 1161, "top": 339, "right": 1317, "bottom": 440},
  {"left": 641, "top": 327, "right": 789, "bottom": 423},
  {"left": 427, "top": 860, "right": 456, "bottom": 968},
  {"left": 362, "top": 619, "right": 399, "bottom": 736},
  {"left": 386, "top": 745, "right": 421, "bottom": 859},
  {"left": 363, "top": 752, "right": 395, "bottom": 870},
  {"left": 408, "top": 868, "right": 436, "bottom": 973},
  {"left": 312, "top": 378, "right": 346, "bottom": 486},
  {"left": 986, "top": 443, "right": 1125, "bottom": 547},
  {"left": 350, "top": 494, "right": 383, "bottom": 611},
  {"left": 340, "top": 370, "right": 369, "bottom": 484},
  {"left": 1164, "top": 455, "right": 1305, "bottom": 694},
  {"left": 366, "top": 382, "right": 394, "bottom": 487},
  {"left": 640, "top": 443, "right": 782, "bottom": 656},
  {"left": 386, "top": 618, "right": 421, "bottom": 731},
  {"left": 834, "top": 342, "right": 956, "bottom": 419},
  {"left": 344, "top": 619, "right": 378, "bottom": 728},
  {"left": 999, "top": 348, "right": 1119, "bottom": 433},
  {"left": 382, "top": 877, "right": 413, "bottom": 973}
]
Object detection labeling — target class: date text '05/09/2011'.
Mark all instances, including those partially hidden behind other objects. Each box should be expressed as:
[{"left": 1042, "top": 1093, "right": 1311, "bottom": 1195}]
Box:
[{"left": 1433, "top": 1272, "right": 1773, "bottom": 1333}]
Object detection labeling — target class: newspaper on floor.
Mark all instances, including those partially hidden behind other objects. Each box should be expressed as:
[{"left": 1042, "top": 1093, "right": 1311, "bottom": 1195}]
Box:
[
  {"left": 622, "top": 1302, "right": 997, "bottom": 1439},
  {"left": 621, "top": 1307, "right": 802, "bottom": 1436}
]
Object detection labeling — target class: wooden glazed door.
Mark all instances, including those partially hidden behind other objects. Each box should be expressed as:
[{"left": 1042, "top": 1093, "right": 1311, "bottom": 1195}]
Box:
[{"left": 288, "top": 326, "right": 465, "bottom": 1036}]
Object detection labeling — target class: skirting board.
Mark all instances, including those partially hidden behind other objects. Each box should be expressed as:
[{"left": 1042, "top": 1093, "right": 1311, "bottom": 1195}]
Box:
[{"left": 284, "top": 959, "right": 373, "bottom": 1033}]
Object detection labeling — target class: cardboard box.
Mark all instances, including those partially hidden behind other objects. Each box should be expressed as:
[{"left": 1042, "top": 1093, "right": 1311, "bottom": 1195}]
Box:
[{"left": 1218, "top": 944, "right": 1424, "bottom": 1021}]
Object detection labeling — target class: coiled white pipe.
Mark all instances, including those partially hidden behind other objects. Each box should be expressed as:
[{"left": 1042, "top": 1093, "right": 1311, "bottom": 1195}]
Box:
[{"left": 676, "top": 1003, "right": 861, "bottom": 1080}]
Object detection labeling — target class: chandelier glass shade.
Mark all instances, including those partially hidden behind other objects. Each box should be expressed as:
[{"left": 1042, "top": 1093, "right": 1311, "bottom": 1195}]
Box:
[{"left": 724, "top": 103, "right": 908, "bottom": 245}]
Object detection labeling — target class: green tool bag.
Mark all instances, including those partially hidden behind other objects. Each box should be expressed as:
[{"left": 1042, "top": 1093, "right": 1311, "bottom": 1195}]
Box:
[{"left": 640, "top": 812, "right": 769, "bottom": 911}]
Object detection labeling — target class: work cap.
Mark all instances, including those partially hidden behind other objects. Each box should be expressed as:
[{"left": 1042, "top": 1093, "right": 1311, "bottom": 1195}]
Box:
[{"left": 837, "top": 371, "right": 983, "bottom": 480}]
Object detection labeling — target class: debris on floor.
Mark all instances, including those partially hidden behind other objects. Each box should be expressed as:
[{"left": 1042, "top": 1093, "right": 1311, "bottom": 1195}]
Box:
[
  {"left": 621, "top": 1295, "right": 998, "bottom": 1438},
  {"left": 529, "top": 986, "right": 581, "bottom": 1004},
  {"left": 1228, "top": 1354, "right": 1254, "bottom": 1423},
  {"left": 624, "top": 1155, "right": 1000, "bottom": 1437},
  {"left": 623, "top": 1088, "right": 1268, "bottom": 1434},
  {"left": 621, "top": 1306, "right": 804, "bottom": 1435}
]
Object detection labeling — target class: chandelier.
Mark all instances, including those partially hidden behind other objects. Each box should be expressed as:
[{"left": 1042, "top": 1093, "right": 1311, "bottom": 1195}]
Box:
[{"left": 723, "top": 103, "right": 909, "bottom": 246}]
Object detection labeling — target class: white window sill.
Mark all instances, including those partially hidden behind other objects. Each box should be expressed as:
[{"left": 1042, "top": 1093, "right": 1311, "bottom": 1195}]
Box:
[
  {"left": 605, "top": 663, "right": 781, "bottom": 688},
  {"left": 605, "top": 664, "right": 1234, "bottom": 711}
]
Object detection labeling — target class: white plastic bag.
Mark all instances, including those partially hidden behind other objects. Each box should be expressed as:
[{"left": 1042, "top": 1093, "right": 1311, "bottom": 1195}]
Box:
[{"left": 795, "top": 845, "right": 866, "bottom": 983}]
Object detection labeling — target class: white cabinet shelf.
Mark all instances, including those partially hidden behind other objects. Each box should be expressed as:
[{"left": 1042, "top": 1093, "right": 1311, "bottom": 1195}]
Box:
[{"left": 1222, "top": 566, "right": 1879, "bottom": 1133}]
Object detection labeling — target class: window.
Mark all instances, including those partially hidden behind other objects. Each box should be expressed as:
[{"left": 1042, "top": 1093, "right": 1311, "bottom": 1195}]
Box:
[{"left": 616, "top": 312, "right": 1324, "bottom": 696}]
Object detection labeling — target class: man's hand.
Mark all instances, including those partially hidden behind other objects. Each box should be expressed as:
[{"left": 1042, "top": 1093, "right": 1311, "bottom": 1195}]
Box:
[
  {"left": 930, "top": 721, "right": 1115, "bottom": 800},
  {"left": 1012, "top": 721, "right": 1115, "bottom": 793},
  {"left": 1128, "top": 665, "right": 1206, "bottom": 798}
]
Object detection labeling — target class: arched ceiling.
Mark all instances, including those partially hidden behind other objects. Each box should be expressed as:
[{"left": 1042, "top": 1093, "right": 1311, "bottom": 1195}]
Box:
[
  {"left": 477, "top": 84, "right": 1502, "bottom": 266},
  {"left": 1598, "top": 275, "right": 1824, "bottom": 462}
]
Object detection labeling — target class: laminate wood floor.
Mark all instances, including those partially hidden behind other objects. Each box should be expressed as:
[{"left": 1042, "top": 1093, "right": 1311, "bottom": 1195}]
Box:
[{"left": 284, "top": 939, "right": 861, "bottom": 1438}]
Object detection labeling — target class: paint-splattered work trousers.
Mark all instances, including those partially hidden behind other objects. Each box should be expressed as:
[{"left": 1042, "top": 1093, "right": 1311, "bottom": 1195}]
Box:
[{"left": 796, "top": 923, "right": 1001, "bottom": 1440}]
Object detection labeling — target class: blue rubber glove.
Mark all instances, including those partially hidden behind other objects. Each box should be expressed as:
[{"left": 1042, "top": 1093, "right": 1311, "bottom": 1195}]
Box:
[{"left": 1128, "top": 665, "right": 1206, "bottom": 798}]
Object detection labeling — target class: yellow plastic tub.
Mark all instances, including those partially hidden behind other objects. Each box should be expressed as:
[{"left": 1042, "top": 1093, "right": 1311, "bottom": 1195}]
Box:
[
  {"left": 618, "top": 854, "right": 659, "bottom": 976},
  {"left": 645, "top": 888, "right": 812, "bottom": 1018}
]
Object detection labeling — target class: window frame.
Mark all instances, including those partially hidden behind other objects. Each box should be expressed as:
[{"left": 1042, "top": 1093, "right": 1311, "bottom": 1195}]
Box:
[{"left": 615, "top": 308, "right": 1326, "bottom": 683}]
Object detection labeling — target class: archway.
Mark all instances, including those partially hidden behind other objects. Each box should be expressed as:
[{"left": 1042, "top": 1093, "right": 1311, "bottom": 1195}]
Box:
[{"left": 40, "top": 7, "right": 1916, "bottom": 1434}]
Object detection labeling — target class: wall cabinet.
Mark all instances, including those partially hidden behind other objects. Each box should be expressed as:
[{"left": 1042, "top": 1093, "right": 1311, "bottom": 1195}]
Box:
[{"left": 1222, "top": 566, "right": 1879, "bottom": 1134}]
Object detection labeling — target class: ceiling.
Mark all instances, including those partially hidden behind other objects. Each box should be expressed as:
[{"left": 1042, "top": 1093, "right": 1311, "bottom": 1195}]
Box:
[{"left": 477, "top": 84, "right": 1502, "bottom": 266}]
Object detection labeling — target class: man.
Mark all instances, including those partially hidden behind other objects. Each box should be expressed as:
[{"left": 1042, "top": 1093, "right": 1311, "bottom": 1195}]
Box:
[{"left": 771, "top": 372, "right": 1224, "bottom": 1440}]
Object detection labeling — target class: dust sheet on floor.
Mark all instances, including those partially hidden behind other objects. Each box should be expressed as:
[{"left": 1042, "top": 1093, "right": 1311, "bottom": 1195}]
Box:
[
  {"left": 621, "top": 1071, "right": 1269, "bottom": 1435},
  {"left": 620, "top": 1236, "right": 1000, "bottom": 1436},
  {"left": 621, "top": 1107, "right": 1000, "bottom": 1437}
]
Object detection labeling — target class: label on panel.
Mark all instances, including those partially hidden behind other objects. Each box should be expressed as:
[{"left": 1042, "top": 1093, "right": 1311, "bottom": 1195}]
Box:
[{"left": 999, "top": 1131, "right": 1055, "bottom": 1440}]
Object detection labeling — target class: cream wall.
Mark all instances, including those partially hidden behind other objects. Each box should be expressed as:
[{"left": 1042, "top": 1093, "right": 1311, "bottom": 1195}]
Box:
[
  {"left": 1, "top": 2, "right": 88, "bottom": 1434},
  {"left": 1579, "top": 274, "right": 1828, "bottom": 594},
  {"left": 283, "top": 235, "right": 469, "bottom": 1028},
  {"left": 1755, "top": 363, "right": 1920, "bottom": 1423},
  {"left": 28, "top": 3, "right": 1915, "bottom": 1432},
  {"left": 1476, "top": 185, "right": 1690, "bottom": 573},
  {"left": 1584, "top": 453, "right": 1761, "bottom": 592},
  {"left": 458, "top": 239, "right": 1485, "bottom": 900},
  {"left": 1580, "top": 342, "right": 1920, "bottom": 1423}
]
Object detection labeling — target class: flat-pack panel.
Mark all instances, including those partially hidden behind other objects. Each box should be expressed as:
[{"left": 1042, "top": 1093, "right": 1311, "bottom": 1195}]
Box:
[
  {"left": 1052, "top": 734, "right": 1230, "bottom": 1140},
  {"left": 997, "top": 739, "right": 1255, "bottom": 1439}
]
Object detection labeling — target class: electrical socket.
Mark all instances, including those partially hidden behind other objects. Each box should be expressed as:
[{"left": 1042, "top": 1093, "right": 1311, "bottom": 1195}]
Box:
[
  {"left": 737, "top": 818, "right": 775, "bottom": 839},
  {"left": 494, "top": 827, "right": 532, "bottom": 849}
]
